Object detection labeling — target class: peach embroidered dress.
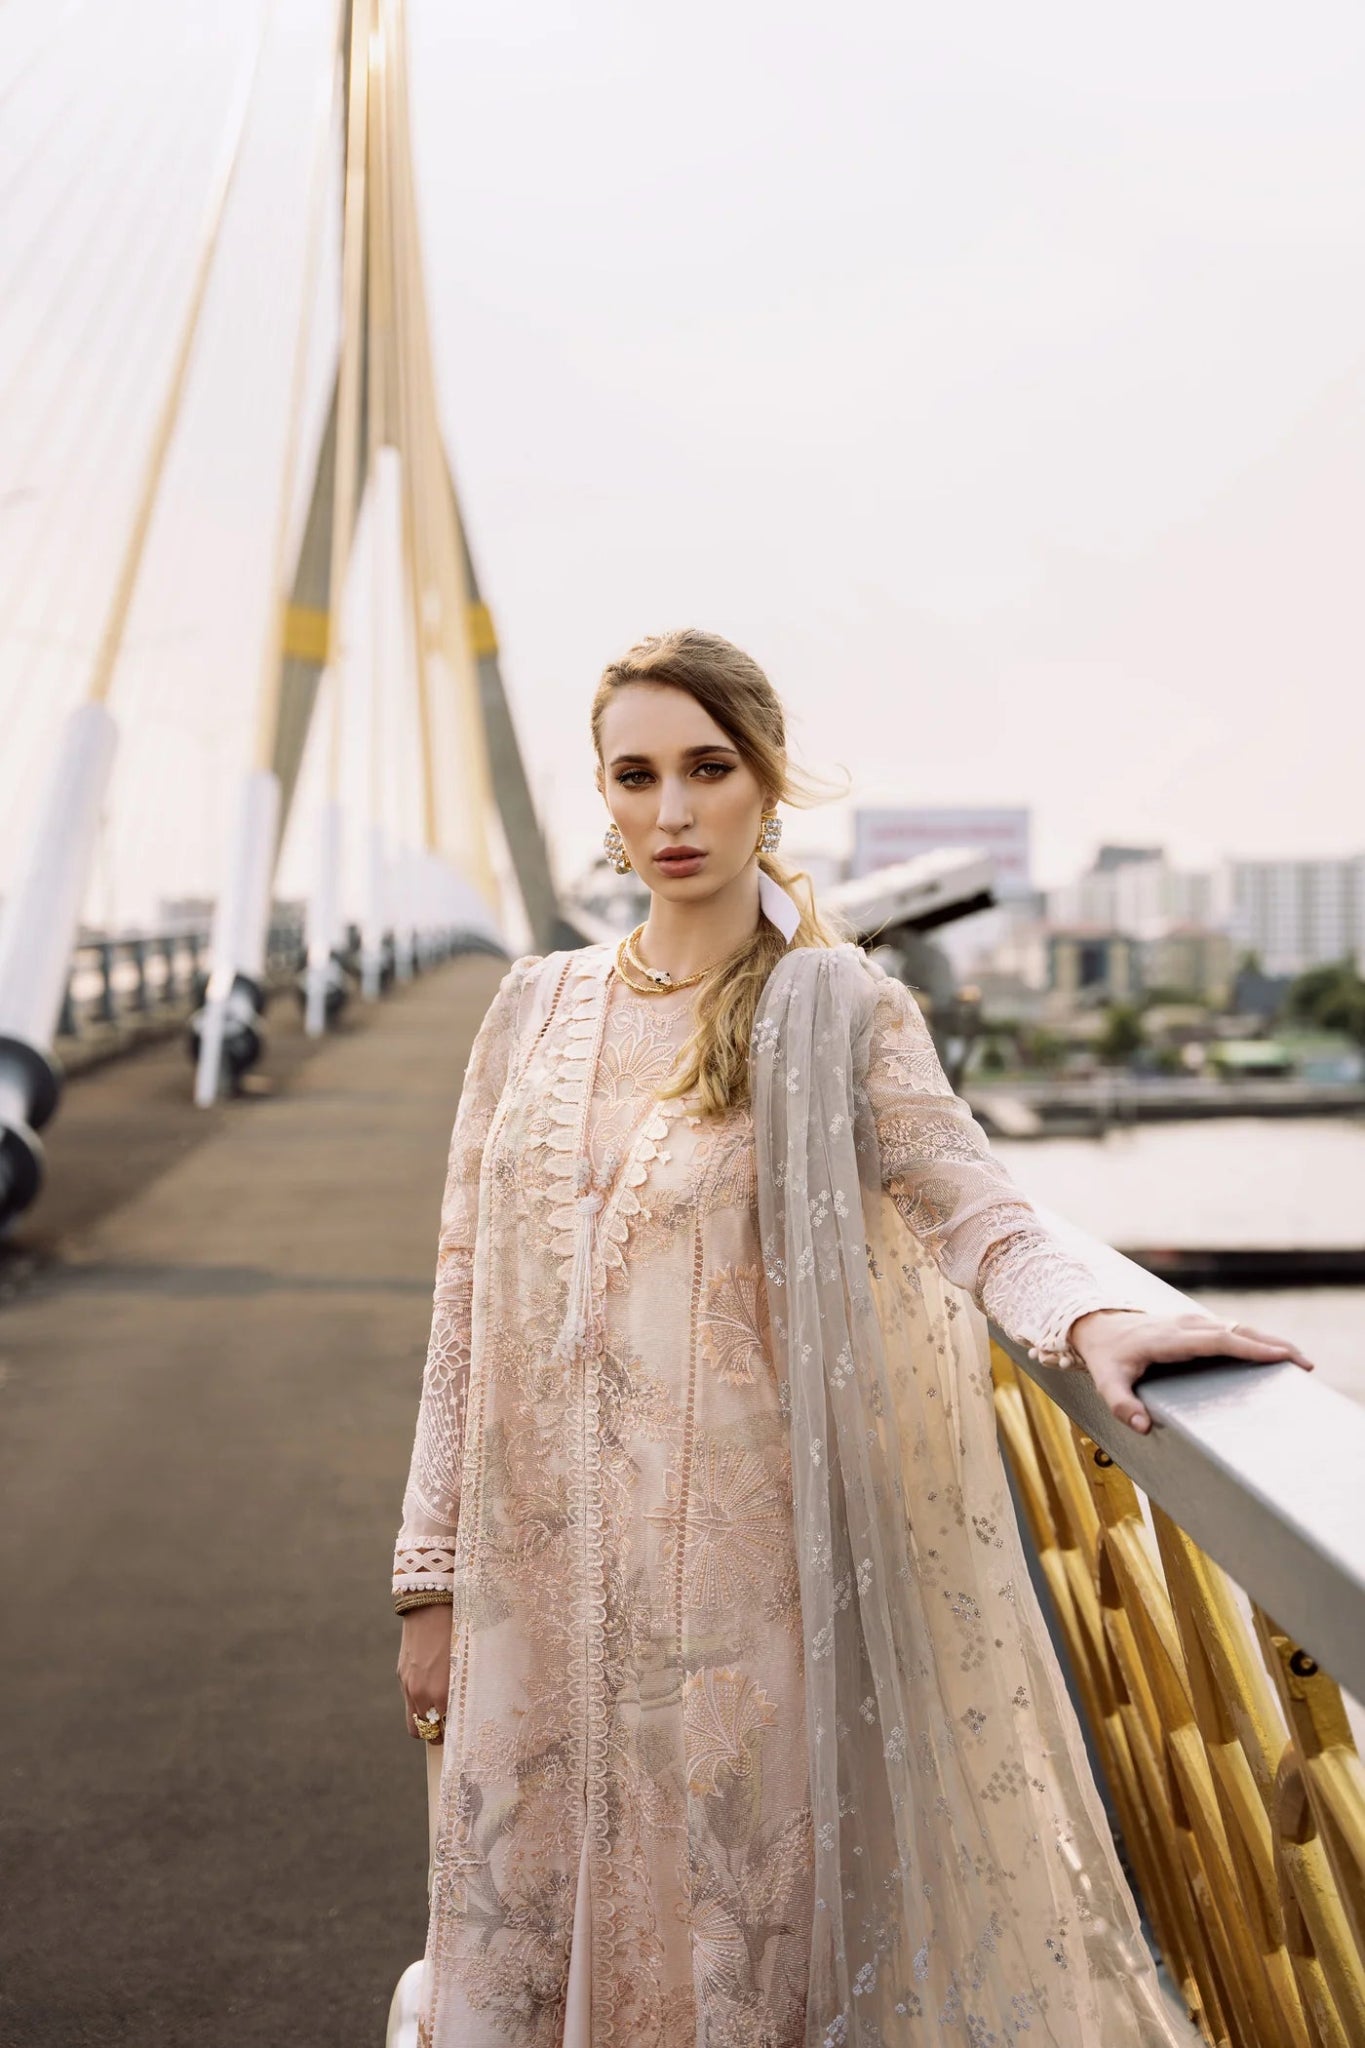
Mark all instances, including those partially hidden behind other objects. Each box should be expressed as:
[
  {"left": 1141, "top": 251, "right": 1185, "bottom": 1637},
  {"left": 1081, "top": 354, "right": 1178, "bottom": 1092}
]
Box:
[{"left": 392, "top": 943, "right": 1190, "bottom": 2048}]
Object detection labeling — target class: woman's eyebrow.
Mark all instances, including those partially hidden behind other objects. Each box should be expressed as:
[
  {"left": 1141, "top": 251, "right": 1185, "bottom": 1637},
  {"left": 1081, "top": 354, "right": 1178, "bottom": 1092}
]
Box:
[{"left": 608, "top": 744, "right": 739, "bottom": 767}]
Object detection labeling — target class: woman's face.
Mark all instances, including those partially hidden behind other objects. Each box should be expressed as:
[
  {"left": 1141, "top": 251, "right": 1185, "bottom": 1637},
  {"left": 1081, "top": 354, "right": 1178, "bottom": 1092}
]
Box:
[{"left": 598, "top": 683, "right": 770, "bottom": 907}]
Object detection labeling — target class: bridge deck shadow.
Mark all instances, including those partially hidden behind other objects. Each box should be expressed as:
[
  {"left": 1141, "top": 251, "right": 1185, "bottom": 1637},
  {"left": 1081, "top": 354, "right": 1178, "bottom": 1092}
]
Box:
[{"left": 0, "top": 952, "right": 508, "bottom": 2048}]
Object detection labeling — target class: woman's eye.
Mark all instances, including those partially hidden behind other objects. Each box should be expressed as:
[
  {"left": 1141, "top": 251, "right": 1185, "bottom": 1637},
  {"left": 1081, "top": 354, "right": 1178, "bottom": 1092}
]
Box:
[{"left": 613, "top": 762, "right": 731, "bottom": 787}]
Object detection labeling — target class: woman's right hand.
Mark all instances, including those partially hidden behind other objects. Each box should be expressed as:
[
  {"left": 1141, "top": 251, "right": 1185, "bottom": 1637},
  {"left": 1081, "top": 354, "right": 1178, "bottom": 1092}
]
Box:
[{"left": 397, "top": 1602, "right": 454, "bottom": 1742}]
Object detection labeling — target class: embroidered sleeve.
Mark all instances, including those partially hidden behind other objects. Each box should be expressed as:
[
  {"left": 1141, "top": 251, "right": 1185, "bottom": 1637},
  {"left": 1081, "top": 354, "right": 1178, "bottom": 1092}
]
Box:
[
  {"left": 863, "top": 973, "right": 1148, "bottom": 1365},
  {"left": 392, "top": 955, "right": 541, "bottom": 1600}
]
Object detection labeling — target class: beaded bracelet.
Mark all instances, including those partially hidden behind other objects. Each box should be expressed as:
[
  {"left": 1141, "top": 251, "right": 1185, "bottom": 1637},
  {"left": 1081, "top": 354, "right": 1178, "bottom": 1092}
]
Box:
[{"left": 394, "top": 1588, "right": 455, "bottom": 1616}]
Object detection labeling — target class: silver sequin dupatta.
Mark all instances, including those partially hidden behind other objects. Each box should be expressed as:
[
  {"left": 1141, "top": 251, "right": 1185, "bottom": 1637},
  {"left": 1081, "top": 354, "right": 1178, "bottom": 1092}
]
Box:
[{"left": 751, "top": 945, "right": 1193, "bottom": 2048}]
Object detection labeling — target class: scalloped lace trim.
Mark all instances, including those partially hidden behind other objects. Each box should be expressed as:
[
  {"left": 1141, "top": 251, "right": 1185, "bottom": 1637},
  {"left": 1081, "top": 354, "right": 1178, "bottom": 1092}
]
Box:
[{"left": 537, "top": 950, "right": 690, "bottom": 1307}]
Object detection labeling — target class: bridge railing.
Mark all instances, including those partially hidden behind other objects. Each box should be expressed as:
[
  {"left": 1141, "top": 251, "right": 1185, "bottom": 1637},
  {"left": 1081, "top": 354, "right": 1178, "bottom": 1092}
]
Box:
[
  {"left": 55, "top": 920, "right": 306, "bottom": 1045},
  {"left": 989, "top": 1216, "right": 1365, "bottom": 2046},
  {"left": 51, "top": 917, "right": 507, "bottom": 1059}
]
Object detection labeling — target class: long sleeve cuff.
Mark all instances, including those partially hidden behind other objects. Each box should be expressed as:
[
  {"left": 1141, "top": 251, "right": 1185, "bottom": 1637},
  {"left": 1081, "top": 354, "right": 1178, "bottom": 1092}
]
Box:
[
  {"left": 975, "top": 1231, "right": 1150, "bottom": 1369},
  {"left": 394, "top": 1587, "right": 454, "bottom": 1616},
  {"left": 392, "top": 1541, "right": 457, "bottom": 1599}
]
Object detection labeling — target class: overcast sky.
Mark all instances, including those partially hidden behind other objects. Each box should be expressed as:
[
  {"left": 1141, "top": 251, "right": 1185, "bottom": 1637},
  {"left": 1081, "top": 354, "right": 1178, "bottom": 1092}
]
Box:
[{"left": 2, "top": 0, "right": 1363, "bottom": 926}]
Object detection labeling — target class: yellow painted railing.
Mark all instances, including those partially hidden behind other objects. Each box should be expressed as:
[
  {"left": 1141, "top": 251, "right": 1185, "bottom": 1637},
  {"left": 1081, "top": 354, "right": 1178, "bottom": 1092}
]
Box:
[{"left": 991, "top": 1341, "right": 1365, "bottom": 2048}]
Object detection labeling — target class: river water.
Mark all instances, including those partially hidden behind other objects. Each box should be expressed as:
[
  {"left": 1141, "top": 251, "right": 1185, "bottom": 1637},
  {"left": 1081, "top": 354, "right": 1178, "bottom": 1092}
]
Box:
[{"left": 993, "top": 1117, "right": 1365, "bottom": 1406}]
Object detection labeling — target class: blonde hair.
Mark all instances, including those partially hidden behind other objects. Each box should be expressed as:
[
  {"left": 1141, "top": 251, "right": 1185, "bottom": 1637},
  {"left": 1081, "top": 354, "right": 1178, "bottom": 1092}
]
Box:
[{"left": 591, "top": 628, "right": 842, "bottom": 1117}]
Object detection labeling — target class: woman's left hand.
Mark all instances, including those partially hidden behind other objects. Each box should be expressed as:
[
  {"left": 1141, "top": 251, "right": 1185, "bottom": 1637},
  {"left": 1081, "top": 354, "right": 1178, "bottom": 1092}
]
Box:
[{"left": 1067, "top": 1307, "right": 1315, "bottom": 1435}]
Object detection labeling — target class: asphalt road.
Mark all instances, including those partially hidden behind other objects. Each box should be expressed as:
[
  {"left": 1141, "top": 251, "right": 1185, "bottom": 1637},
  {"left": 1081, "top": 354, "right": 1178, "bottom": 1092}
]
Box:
[{"left": 0, "top": 953, "right": 506, "bottom": 2048}]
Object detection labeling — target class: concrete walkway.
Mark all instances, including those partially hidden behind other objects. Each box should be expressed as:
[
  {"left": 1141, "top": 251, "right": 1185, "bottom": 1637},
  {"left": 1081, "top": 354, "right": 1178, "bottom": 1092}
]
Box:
[{"left": 0, "top": 953, "right": 507, "bottom": 2047}]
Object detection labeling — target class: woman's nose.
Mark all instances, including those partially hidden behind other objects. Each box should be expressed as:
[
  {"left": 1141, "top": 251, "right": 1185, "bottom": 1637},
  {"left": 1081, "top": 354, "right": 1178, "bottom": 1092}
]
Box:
[{"left": 655, "top": 779, "right": 694, "bottom": 832}]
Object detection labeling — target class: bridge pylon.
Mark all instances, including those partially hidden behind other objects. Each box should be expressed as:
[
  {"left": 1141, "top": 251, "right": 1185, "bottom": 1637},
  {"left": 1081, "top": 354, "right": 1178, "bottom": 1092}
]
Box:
[{"left": 0, "top": 0, "right": 569, "bottom": 1218}]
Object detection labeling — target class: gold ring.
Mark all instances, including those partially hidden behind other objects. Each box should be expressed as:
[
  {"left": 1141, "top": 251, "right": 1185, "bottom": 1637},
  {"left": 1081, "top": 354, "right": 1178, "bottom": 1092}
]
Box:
[{"left": 414, "top": 1707, "right": 445, "bottom": 1743}]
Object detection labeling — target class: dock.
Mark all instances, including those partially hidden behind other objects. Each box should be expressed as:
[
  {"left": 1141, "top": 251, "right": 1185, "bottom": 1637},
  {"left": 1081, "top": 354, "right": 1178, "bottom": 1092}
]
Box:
[{"left": 968, "top": 1075, "right": 1365, "bottom": 1137}]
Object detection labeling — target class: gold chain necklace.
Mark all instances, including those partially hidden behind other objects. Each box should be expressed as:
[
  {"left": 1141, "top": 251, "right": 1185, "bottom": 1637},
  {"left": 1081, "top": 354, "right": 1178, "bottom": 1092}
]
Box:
[{"left": 613, "top": 923, "right": 723, "bottom": 995}]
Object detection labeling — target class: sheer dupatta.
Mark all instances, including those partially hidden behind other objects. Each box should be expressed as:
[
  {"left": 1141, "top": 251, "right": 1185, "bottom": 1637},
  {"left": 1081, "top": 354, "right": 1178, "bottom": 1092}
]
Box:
[{"left": 752, "top": 944, "right": 1192, "bottom": 2048}]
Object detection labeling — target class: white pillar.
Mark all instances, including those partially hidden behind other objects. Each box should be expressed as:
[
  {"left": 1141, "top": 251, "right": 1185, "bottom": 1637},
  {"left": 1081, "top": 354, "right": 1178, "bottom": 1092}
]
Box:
[
  {"left": 304, "top": 797, "right": 344, "bottom": 1035},
  {"left": 361, "top": 819, "right": 387, "bottom": 999},
  {"left": 0, "top": 702, "right": 118, "bottom": 1049},
  {"left": 415, "top": 849, "right": 438, "bottom": 962},
  {"left": 193, "top": 768, "right": 281, "bottom": 1106}
]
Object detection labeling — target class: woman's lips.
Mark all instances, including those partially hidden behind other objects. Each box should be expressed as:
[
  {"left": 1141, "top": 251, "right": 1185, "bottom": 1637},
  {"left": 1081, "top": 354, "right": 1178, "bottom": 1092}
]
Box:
[{"left": 654, "top": 850, "right": 706, "bottom": 877}]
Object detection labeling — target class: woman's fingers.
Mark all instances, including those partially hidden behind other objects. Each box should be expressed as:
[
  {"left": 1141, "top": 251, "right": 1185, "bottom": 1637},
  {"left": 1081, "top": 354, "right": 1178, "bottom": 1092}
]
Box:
[
  {"left": 1088, "top": 1363, "right": 1151, "bottom": 1433},
  {"left": 1116, "top": 1391, "right": 1151, "bottom": 1433},
  {"left": 397, "top": 1669, "right": 444, "bottom": 1740},
  {"left": 1163, "top": 1322, "right": 1314, "bottom": 1370},
  {"left": 396, "top": 1610, "right": 453, "bottom": 1743},
  {"left": 1222, "top": 1323, "right": 1315, "bottom": 1370},
  {"left": 401, "top": 1691, "right": 445, "bottom": 1742},
  {"left": 1079, "top": 1310, "right": 1315, "bottom": 1439}
]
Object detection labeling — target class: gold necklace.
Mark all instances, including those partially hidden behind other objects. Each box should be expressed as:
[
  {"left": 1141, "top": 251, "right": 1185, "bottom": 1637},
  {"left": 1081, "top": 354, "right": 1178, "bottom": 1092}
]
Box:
[{"left": 614, "top": 923, "right": 722, "bottom": 995}]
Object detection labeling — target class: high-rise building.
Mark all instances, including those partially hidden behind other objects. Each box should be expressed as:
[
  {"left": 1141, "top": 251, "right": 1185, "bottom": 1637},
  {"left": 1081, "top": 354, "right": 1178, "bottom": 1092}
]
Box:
[
  {"left": 1224, "top": 857, "right": 1365, "bottom": 974},
  {"left": 1093, "top": 844, "right": 1164, "bottom": 874},
  {"left": 1046, "top": 852, "right": 1215, "bottom": 942}
]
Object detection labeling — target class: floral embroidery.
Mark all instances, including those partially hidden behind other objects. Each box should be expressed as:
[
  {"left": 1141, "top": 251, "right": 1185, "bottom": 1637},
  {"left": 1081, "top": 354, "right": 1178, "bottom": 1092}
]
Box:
[
  {"left": 691, "top": 1882, "right": 749, "bottom": 1999},
  {"left": 649, "top": 1441, "right": 790, "bottom": 1610},
  {"left": 683, "top": 1665, "right": 779, "bottom": 1797},
  {"left": 691, "top": 1111, "right": 759, "bottom": 1214},
  {"left": 700, "top": 1262, "right": 771, "bottom": 1386}
]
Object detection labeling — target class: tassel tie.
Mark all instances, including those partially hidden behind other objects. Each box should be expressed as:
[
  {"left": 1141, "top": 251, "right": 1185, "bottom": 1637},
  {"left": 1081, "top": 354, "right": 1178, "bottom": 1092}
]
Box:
[{"left": 553, "top": 1185, "right": 604, "bottom": 1364}]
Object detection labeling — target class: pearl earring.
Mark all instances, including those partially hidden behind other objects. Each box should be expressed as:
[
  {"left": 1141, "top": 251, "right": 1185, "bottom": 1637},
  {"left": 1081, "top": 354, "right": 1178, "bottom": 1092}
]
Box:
[
  {"left": 603, "top": 822, "right": 633, "bottom": 875},
  {"left": 757, "top": 813, "right": 782, "bottom": 856}
]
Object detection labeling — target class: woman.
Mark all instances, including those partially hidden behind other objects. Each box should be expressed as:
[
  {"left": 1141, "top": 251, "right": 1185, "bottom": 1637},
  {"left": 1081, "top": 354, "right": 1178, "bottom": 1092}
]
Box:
[{"left": 392, "top": 630, "right": 1308, "bottom": 2048}]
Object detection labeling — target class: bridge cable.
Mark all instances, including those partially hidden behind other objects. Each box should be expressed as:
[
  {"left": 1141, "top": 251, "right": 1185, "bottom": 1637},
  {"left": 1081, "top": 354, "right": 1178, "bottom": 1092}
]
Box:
[
  {"left": 0, "top": 85, "right": 238, "bottom": 735},
  {"left": 84, "top": 15, "right": 270, "bottom": 708},
  {"left": 252, "top": 8, "right": 346, "bottom": 782},
  {"left": 0, "top": 83, "right": 234, "bottom": 774}
]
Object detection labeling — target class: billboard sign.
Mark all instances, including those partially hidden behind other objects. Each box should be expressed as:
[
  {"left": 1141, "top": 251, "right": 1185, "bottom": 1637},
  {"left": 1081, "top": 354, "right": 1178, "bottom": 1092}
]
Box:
[{"left": 852, "top": 808, "right": 1032, "bottom": 894}]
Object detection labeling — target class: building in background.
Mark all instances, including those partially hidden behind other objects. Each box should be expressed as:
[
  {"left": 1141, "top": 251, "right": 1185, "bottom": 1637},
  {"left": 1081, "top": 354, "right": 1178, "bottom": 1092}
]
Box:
[
  {"left": 1141, "top": 927, "right": 1235, "bottom": 1006},
  {"left": 1093, "top": 844, "right": 1164, "bottom": 873},
  {"left": 1224, "top": 856, "right": 1365, "bottom": 975},
  {"left": 964, "top": 845, "right": 1235, "bottom": 1009},
  {"left": 1035, "top": 850, "right": 1233, "bottom": 1003},
  {"left": 1047, "top": 930, "right": 1141, "bottom": 1004},
  {"left": 1046, "top": 849, "right": 1215, "bottom": 940},
  {"left": 827, "top": 817, "right": 1365, "bottom": 1010}
]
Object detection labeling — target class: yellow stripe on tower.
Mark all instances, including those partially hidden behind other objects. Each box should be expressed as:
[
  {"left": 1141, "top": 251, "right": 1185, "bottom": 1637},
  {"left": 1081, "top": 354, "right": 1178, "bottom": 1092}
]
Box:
[
  {"left": 466, "top": 601, "right": 498, "bottom": 659},
  {"left": 281, "top": 603, "right": 331, "bottom": 666}
]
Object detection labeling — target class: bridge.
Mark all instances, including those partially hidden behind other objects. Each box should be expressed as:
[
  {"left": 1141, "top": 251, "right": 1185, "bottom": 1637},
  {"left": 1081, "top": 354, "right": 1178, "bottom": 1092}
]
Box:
[{"left": 1, "top": 6, "right": 1363, "bottom": 2046}]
